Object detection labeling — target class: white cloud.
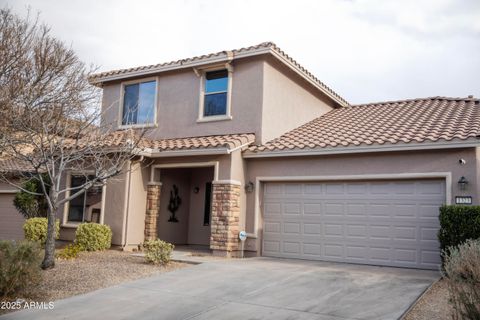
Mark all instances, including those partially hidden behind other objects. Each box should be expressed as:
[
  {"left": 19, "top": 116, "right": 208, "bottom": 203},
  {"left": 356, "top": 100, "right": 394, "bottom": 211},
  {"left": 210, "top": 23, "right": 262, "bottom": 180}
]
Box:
[{"left": 3, "top": 0, "right": 480, "bottom": 103}]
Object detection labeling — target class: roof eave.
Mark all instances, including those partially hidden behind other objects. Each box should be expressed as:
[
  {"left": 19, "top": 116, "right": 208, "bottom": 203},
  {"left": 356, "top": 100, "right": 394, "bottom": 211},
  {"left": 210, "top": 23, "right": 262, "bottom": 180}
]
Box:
[
  {"left": 88, "top": 47, "right": 271, "bottom": 86},
  {"left": 243, "top": 139, "right": 480, "bottom": 158},
  {"left": 89, "top": 46, "right": 348, "bottom": 107},
  {"left": 137, "top": 147, "right": 230, "bottom": 158}
]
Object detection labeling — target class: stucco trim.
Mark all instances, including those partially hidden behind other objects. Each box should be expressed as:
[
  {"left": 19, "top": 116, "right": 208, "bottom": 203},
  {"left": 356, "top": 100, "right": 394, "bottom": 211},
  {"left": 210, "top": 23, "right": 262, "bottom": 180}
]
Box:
[
  {"left": 196, "top": 64, "right": 234, "bottom": 122},
  {"left": 117, "top": 76, "right": 159, "bottom": 129},
  {"left": 268, "top": 49, "right": 346, "bottom": 107},
  {"left": 243, "top": 140, "right": 480, "bottom": 158},
  {"left": 212, "top": 180, "right": 242, "bottom": 186},
  {"left": 247, "top": 172, "right": 452, "bottom": 239},
  {"left": 0, "top": 189, "right": 19, "bottom": 193},
  {"left": 150, "top": 161, "right": 220, "bottom": 183},
  {"left": 62, "top": 171, "right": 107, "bottom": 228},
  {"left": 138, "top": 148, "right": 229, "bottom": 158},
  {"left": 90, "top": 45, "right": 347, "bottom": 107},
  {"left": 121, "top": 161, "right": 132, "bottom": 246}
]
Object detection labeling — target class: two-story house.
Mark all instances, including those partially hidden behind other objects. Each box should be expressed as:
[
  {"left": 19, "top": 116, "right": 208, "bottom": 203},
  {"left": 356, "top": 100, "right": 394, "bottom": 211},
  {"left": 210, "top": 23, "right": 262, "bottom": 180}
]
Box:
[{"left": 3, "top": 42, "right": 477, "bottom": 270}]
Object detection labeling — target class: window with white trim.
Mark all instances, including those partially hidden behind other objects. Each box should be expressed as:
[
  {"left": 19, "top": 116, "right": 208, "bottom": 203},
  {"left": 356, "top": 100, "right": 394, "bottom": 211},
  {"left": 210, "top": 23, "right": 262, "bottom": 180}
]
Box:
[
  {"left": 122, "top": 80, "right": 156, "bottom": 125},
  {"left": 67, "top": 175, "right": 103, "bottom": 223},
  {"left": 202, "top": 69, "right": 229, "bottom": 117}
]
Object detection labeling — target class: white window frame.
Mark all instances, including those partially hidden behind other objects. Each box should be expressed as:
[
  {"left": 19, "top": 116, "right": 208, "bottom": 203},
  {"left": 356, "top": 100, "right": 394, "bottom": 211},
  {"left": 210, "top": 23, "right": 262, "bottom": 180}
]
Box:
[
  {"left": 62, "top": 171, "right": 107, "bottom": 228},
  {"left": 196, "top": 64, "right": 233, "bottom": 123},
  {"left": 118, "top": 77, "right": 159, "bottom": 129}
]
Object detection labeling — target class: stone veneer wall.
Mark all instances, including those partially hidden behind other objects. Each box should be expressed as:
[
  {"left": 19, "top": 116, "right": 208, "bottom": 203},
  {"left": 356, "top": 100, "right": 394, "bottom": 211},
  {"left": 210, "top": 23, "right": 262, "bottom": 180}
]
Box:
[
  {"left": 210, "top": 182, "right": 241, "bottom": 256},
  {"left": 144, "top": 182, "right": 162, "bottom": 241}
]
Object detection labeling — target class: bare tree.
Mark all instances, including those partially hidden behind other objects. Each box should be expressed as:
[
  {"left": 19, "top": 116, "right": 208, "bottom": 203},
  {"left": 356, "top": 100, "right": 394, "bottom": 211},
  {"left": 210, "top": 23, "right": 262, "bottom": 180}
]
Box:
[{"left": 0, "top": 8, "right": 145, "bottom": 269}]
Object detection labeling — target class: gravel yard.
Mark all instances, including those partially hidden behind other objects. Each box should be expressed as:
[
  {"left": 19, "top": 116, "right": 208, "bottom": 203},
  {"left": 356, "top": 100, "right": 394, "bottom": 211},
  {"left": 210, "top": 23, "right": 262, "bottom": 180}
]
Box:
[
  {"left": 403, "top": 278, "right": 453, "bottom": 320},
  {"left": 1, "top": 250, "right": 188, "bottom": 315}
]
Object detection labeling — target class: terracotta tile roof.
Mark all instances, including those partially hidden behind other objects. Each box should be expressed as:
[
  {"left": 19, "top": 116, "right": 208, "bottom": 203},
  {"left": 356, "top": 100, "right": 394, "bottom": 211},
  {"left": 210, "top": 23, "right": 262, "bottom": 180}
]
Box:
[
  {"left": 0, "top": 133, "right": 255, "bottom": 173},
  {"left": 0, "top": 158, "right": 35, "bottom": 173},
  {"left": 248, "top": 96, "right": 480, "bottom": 153},
  {"left": 142, "top": 133, "right": 255, "bottom": 151},
  {"left": 89, "top": 42, "right": 348, "bottom": 107},
  {"left": 95, "top": 131, "right": 256, "bottom": 152}
]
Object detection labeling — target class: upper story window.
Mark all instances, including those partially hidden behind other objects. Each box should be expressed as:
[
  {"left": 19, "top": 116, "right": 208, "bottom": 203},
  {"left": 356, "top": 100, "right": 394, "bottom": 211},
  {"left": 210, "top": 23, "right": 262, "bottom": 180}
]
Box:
[
  {"left": 122, "top": 80, "right": 156, "bottom": 126},
  {"left": 198, "top": 67, "right": 232, "bottom": 122},
  {"left": 204, "top": 70, "right": 228, "bottom": 117}
]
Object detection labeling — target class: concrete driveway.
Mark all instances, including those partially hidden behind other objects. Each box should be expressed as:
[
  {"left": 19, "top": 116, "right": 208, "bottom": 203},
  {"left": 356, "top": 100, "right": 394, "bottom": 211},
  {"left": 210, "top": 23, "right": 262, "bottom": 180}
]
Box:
[{"left": 2, "top": 258, "right": 438, "bottom": 320}]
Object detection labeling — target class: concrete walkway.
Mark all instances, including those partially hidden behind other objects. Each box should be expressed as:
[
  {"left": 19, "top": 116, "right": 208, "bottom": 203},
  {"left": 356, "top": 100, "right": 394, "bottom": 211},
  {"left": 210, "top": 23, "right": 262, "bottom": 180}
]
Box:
[{"left": 1, "top": 258, "right": 438, "bottom": 320}]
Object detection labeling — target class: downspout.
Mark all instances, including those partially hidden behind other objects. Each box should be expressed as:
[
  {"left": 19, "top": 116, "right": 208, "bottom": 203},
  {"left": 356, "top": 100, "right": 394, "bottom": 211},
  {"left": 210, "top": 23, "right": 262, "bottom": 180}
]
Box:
[{"left": 122, "top": 160, "right": 132, "bottom": 248}]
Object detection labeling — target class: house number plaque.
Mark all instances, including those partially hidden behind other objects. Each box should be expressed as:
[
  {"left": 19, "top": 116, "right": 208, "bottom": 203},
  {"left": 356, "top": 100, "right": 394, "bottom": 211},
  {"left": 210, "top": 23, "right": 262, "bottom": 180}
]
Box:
[{"left": 455, "top": 196, "right": 472, "bottom": 205}]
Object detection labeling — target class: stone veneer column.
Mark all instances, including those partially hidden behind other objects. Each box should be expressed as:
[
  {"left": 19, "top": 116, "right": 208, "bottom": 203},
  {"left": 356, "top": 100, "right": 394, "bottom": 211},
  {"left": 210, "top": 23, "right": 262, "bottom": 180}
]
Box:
[
  {"left": 144, "top": 182, "right": 162, "bottom": 241},
  {"left": 210, "top": 181, "right": 241, "bottom": 257}
]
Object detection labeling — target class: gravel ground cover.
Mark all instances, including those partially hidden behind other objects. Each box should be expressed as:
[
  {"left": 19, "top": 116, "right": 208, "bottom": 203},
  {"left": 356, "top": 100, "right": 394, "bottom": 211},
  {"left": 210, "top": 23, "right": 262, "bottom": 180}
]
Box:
[
  {"left": 1, "top": 250, "right": 188, "bottom": 315},
  {"left": 403, "top": 278, "right": 453, "bottom": 320}
]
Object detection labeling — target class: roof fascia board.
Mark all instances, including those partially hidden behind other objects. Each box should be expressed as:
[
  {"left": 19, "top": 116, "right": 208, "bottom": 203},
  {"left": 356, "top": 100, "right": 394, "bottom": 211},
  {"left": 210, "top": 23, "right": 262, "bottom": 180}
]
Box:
[
  {"left": 90, "top": 48, "right": 271, "bottom": 85},
  {"left": 138, "top": 147, "right": 229, "bottom": 158},
  {"left": 267, "top": 49, "right": 347, "bottom": 107},
  {"left": 243, "top": 140, "right": 480, "bottom": 158},
  {"left": 89, "top": 47, "right": 348, "bottom": 107}
]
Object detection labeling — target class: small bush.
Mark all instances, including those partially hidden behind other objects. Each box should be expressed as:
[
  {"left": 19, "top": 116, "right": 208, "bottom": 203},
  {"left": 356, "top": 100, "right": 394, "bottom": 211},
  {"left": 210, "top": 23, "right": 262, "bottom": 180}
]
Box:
[
  {"left": 438, "top": 205, "right": 480, "bottom": 256},
  {"left": 443, "top": 239, "right": 480, "bottom": 320},
  {"left": 0, "top": 240, "right": 42, "bottom": 298},
  {"left": 143, "top": 239, "right": 174, "bottom": 265},
  {"left": 23, "top": 217, "right": 60, "bottom": 246},
  {"left": 75, "top": 223, "right": 112, "bottom": 251},
  {"left": 13, "top": 175, "right": 50, "bottom": 218},
  {"left": 56, "top": 243, "right": 81, "bottom": 260}
]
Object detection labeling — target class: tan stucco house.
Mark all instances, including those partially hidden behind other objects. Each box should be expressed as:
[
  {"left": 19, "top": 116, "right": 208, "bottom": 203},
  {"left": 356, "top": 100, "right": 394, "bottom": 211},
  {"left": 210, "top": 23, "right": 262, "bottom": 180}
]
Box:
[{"left": 1, "top": 42, "right": 479, "bottom": 270}]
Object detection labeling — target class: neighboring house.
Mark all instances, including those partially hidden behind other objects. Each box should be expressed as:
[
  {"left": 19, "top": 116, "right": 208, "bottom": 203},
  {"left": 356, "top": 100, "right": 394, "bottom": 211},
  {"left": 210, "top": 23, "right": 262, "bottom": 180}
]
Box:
[
  {"left": 0, "top": 159, "right": 30, "bottom": 240},
  {"left": 2, "top": 42, "right": 479, "bottom": 270}
]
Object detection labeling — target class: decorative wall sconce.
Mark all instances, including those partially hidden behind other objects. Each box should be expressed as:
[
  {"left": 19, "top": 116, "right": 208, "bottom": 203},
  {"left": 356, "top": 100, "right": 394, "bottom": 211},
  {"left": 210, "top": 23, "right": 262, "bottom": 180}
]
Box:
[
  {"left": 458, "top": 176, "right": 468, "bottom": 190},
  {"left": 193, "top": 186, "right": 200, "bottom": 194},
  {"left": 245, "top": 181, "right": 254, "bottom": 193}
]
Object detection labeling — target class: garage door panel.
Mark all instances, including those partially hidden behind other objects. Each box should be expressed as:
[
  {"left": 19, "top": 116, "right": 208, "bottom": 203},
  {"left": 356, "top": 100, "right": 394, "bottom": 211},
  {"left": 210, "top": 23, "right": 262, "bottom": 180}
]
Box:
[
  {"left": 420, "top": 227, "right": 439, "bottom": 241},
  {"left": 303, "top": 243, "right": 321, "bottom": 256},
  {"left": 262, "top": 179, "right": 445, "bottom": 269},
  {"left": 303, "top": 223, "right": 322, "bottom": 235}
]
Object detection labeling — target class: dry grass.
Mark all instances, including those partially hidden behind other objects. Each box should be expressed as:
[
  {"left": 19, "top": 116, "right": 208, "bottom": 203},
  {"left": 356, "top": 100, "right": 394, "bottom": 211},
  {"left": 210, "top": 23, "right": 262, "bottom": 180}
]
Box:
[
  {"left": 0, "top": 250, "right": 188, "bottom": 315},
  {"left": 404, "top": 278, "right": 454, "bottom": 320}
]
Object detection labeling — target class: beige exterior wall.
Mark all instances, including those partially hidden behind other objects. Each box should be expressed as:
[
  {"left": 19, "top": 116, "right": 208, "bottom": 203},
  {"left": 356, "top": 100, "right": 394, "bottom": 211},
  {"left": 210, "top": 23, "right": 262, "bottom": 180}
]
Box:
[
  {"left": 260, "top": 56, "right": 334, "bottom": 143},
  {"left": 112, "top": 154, "right": 232, "bottom": 248},
  {"left": 101, "top": 168, "right": 128, "bottom": 245},
  {"left": 0, "top": 181, "right": 24, "bottom": 241},
  {"left": 124, "top": 161, "right": 149, "bottom": 247},
  {"left": 229, "top": 149, "right": 247, "bottom": 232},
  {"left": 101, "top": 58, "right": 264, "bottom": 141},
  {"left": 100, "top": 55, "right": 340, "bottom": 145},
  {"left": 244, "top": 148, "right": 479, "bottom": 253}
]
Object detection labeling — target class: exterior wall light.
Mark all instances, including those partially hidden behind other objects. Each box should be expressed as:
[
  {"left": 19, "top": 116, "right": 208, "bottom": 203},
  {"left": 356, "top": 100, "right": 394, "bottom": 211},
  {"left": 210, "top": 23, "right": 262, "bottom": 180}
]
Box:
[
  {"left": 458, "top": 176, "right": 468, "bottom": 190},
  {"left": 245, "top": 181, "right": 254, "bottom": 193}
]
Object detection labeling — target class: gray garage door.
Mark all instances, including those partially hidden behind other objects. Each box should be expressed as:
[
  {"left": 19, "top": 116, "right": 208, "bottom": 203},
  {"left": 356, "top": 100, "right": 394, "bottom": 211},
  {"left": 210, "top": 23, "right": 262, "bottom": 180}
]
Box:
[
  {"left": 0, "top": 193, "right": 25, "bottom": 240},
  {"left": 262, "top": 180, "right": 445, "bottom": 269}
]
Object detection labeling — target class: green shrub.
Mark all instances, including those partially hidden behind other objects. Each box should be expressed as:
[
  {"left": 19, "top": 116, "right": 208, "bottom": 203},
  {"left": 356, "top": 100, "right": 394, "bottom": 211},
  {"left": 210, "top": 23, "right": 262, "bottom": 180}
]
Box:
[
  {"left": 143, "top": 239, "right": 174, "bottom": 265},
  {"left": 438, "top": 205, "right": 480, "bottom": 256},
  {"left": 75, "top": 223, "right": 112, "bottom": 251},
  {"left": 443, "top": 239, "right": 480, "bottom": 320},
  {"left": 13, "top": 175, "right": 50, "bottom": 218},
  {"left": 56, "top": 243, "right": 81, "bottom": 260},
  {"left": 0, "top": 240, "right": 42, "bottom": 298},
  {"left": 23, "top": 217, "right": 60, "bottom": 246}
]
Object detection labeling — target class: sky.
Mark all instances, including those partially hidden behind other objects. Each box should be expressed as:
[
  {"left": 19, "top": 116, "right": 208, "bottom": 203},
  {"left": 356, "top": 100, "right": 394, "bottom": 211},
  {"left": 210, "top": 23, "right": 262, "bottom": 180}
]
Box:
[{"left": 2, "top": 0, "right": 480, "bottom": 104}]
